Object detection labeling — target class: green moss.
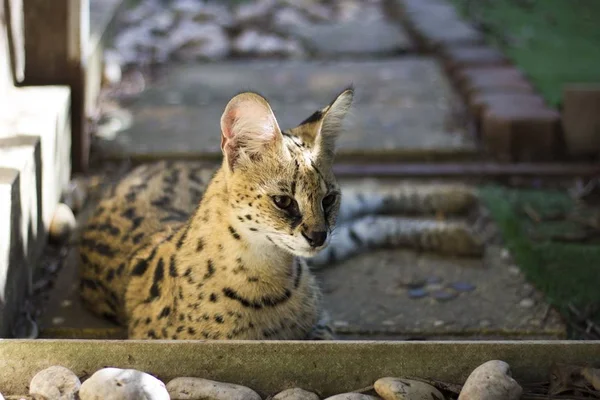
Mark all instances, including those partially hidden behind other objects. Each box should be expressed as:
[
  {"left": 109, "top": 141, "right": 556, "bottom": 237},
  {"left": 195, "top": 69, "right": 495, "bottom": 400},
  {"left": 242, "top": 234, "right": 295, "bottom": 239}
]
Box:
[
  {"left": 449, "top": 0, "right": 600, "bottom": 106},
  {"left": 479, "top": 185, "right": 600, "bottom": 335}
]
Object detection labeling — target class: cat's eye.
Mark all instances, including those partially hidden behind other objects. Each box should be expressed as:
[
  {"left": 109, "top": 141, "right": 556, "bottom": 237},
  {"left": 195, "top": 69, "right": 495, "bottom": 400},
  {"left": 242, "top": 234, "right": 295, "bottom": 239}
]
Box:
[
  {"left": 322, "top": 193, "right": 337, "bottom": 209},
  {"left": 272, "top": 195, "right": 293, "bottom": 209}
]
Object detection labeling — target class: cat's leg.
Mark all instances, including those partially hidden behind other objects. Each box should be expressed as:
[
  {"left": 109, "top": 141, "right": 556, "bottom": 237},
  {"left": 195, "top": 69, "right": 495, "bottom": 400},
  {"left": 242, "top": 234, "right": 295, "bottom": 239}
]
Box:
[
  {"left": 306, "top": 309, "right": 335, "bottom": 340},
  {"left": 337, "top": 182, "right": 476, "bottom": 223},
  {"left": 308, "top": 215, "right": 483, "bottom": 269}
]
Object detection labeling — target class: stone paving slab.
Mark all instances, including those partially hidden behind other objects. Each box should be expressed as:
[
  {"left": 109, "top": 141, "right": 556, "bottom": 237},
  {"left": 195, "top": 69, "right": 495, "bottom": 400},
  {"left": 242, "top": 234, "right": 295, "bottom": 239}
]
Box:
[
  {"left": 100, "top": 59, "right": 477, "bottom": 160},
  {"left": 395, "top": 0, "right": 483, "bottom": 49},
  {"left": 281, "top": 6, "right": 413, "bottom": 57},
  {"left": 317, "top": 248, "right": 565, "bottom": 339}
]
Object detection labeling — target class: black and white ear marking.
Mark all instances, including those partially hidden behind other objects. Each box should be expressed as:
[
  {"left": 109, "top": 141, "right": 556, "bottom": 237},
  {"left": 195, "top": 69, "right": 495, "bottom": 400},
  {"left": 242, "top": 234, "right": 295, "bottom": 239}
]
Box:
[
  {"left": 314, "top": 86, "right": 354, "bottom": 160},
  {"left": 220, "top": 92, "right": 282, "bottom": 170}
]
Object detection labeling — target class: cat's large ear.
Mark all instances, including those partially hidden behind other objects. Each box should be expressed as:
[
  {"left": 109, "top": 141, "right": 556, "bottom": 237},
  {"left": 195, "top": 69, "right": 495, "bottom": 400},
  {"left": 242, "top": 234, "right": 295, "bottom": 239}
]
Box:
[
  {"left": 316, "top": 87, "right": 353, "bottom": 160},
  {"left": 290, "top": 87, "right": 354, "bottom": 161},
  {"left": 220, "top": 92, "right": 283, "bottom": 170}
]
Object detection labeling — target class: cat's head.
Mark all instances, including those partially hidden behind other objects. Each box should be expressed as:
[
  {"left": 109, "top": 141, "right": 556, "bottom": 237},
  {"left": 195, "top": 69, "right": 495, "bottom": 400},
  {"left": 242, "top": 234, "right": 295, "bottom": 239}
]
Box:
[{"left": 220, "top": 87, "right": 353, "bottom": 257}]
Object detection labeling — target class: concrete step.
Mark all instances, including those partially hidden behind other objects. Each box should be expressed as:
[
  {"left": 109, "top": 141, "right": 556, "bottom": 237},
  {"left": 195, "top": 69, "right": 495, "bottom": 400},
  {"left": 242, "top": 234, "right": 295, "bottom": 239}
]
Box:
[
  {"left": 0, "top": 86, "right": 71, "bottom": 337},
  {"left": 96, "top": 58, "right": 478, "bottom": 163}
]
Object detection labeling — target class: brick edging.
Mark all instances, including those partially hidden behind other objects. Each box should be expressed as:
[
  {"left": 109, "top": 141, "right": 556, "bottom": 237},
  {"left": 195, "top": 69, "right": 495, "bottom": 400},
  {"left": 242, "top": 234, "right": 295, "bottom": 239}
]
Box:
[{"left": 387, "top": 0, "right": 564, "bottom": 162}]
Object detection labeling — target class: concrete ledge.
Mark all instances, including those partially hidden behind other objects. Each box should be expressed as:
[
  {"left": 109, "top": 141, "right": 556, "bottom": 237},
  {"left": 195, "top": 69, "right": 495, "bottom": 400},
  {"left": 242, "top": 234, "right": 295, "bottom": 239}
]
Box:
[
  {"left": 0, "top": 340, "right": 599, "bottom": 396},
  {"left": 0, "top": 86, "right": 71, "bottom": 337},
  {"left": 0, "top": 168, "right": 28, "bottom": 337},
  {"left": 0, "top": 135, "right": 42, "bottom": 261},
  {"left": 4, "top": 86, "right": 72, "bottom": 229}
]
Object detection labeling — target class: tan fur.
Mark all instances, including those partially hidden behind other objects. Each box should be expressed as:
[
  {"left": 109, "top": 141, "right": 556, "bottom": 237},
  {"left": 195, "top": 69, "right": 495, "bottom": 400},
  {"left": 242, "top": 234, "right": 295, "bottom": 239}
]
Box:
[{"left": 79, "top": 89, "right": 353, "bottom": 339}]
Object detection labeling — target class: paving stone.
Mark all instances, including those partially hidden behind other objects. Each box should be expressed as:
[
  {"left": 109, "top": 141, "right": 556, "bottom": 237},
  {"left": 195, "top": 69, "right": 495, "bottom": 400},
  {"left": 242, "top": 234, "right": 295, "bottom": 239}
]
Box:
[
  {"left": 450, "top": 281, "right": 476, "bottom": 292},
  {"left": 283, "top": 7, "right": 413, "bottom": 57},
  {"left": 482, "top": 101, "right": 560, "bottom": 162},
  {"left": 441, "top": 45, "right": 509, "bottom": 78},
  {"left": 457, "top": 67, "right": 533, "bottom": 101},
  {"left": 562, "top": 83, "right": 600, "bottom": 156},
  {"left": 398, "top": 0, "right": 483, "bottom": 50},
  {"left": 316, "top": 244, "right": 565, "bottom": 338},
  {"left": 103, "top": 59, "right": 476, "bottom": 161},
  {"left": 469, "top": 92, "right": 546, "bottom": 124}
]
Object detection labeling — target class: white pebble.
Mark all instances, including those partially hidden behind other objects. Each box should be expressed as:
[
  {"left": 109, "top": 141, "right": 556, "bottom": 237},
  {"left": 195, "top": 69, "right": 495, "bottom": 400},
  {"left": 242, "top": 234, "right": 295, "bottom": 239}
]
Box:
[
  {"left": 29, "top": 366, "right": 81, "bottom": 400},
  {"left": 167, "top": 377, "right": 261, "bottom": 400},
  {"left": 374, "top": 377, "right": 445, "bottom": 400},
  {"left": 103, "top": 59, "right": 122, "bottom": 86},
  {"left": 49, "top": 203, "right": 76, "bottom": 243},
  {"left": 458, "top": 360, "right": 522, "bottom": 400},
  {"left": 234, "top": 0, "right": 276, "bottom": 24},
  {"left": 273, "top": 388, "right": 320, "bottom": 399},
  {"left": 324, "top": 394, "right": 379, "bottom": 400},
  {"left": 169, "top": 21, "right": 229, "bottom": 61},
  {"left": 79, "top": 368, "right": 169, "bottom": 400},
  {"left": 519, "top": 298, "right": 535, "bottom": 308}
]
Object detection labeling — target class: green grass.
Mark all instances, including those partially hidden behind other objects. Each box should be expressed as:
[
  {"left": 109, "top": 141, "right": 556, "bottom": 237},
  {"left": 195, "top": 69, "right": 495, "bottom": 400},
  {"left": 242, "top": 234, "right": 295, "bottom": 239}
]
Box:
[
  {"left": 479, "top": 185, "right": 600, "bottom": 336},
  {"left": 449, "top": 0, "right": 600, "bottom": 106}
]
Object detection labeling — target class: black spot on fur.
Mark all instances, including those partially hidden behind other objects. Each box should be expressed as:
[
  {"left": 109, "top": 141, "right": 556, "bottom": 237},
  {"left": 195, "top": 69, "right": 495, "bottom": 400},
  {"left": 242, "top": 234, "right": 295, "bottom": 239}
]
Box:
[
  {"left": 105, "top": 269, "right": 115, "bottom": 282},
  {"left": 177, "top": 224, "right": 191, "bottom": 249},
  {"left": 196, "top": 238, "right": 205, "bottom": 252},
  {"left": 131, "top": 247, "right": 158, "bottom": 276},
  {"left": 79, "top": 238, "right": 117, "bottom": 257},
  {"left": 215, "top": 314, "right": 224, "bottom": 324},
  {"left": 116, "top": 263, "right": 125, "bottom": 276},
  {"left": 148, "top": 257, "right": 165, "bottom": 300},
  {"left": 228, "top": 226, "right": 241, "bottom": 240},
  {"left": 299, "top": 110, "right": 323, "bottom": 125},
  {"left": 348, "top": 228, "right": 363, "bottom": 245},
  {"left": 222, "top": 287, "right": 292, "bottom": 309},
  {"left": 81, "top": 279, "right": 98, "bottom": 290},
  {"left": 294, "top": 260, "right": 303, "bottom": 288},
  {"left": 204, "top": 259, "right": 215, "bottom": 279},
  {"left": 209, "top": 293, "right": 218, "bottom": 302},
  {"left": 158, "top": 306, "right": 171, "bottom": 319},
  {"left": 132, "top": 232, "right": 145, "bottom": 244},
  {"left": 169, "top": 254, "right": 178, "bottom": 277}
]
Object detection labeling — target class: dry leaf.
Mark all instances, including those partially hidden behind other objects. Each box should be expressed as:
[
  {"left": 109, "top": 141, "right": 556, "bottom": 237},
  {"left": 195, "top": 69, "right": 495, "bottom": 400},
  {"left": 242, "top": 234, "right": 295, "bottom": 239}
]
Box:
[{"left": 582, "top": 367, "right": 600, "bottom": 391}]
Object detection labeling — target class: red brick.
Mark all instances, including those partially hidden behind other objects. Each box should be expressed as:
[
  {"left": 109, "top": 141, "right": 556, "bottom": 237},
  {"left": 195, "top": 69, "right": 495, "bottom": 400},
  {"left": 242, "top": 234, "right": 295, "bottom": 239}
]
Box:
[
  {"left": 482, "top": 102, "right": 561, "bottom": 162},
  {"left": 441, "top": 45, "right": 509, "bottom": 78},
  {"left": 562, "top": 83, "right": 600, "bottom": 156}
]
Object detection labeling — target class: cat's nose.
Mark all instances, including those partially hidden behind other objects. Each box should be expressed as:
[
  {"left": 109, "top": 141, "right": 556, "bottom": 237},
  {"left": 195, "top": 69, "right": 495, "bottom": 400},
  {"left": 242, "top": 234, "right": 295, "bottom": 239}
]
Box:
[{"left": 302, "top": 230, "right": 327, "bottom": 248}]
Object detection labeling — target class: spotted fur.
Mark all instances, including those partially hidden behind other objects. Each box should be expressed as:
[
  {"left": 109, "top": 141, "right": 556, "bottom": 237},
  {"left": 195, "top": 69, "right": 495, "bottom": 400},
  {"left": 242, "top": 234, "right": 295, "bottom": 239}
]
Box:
[
  {"left": 305, "top": 181, "right": 484, "bottom": 268},
  {"left": 79, "top": 89, "right": 353, "bottom": 340}
]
